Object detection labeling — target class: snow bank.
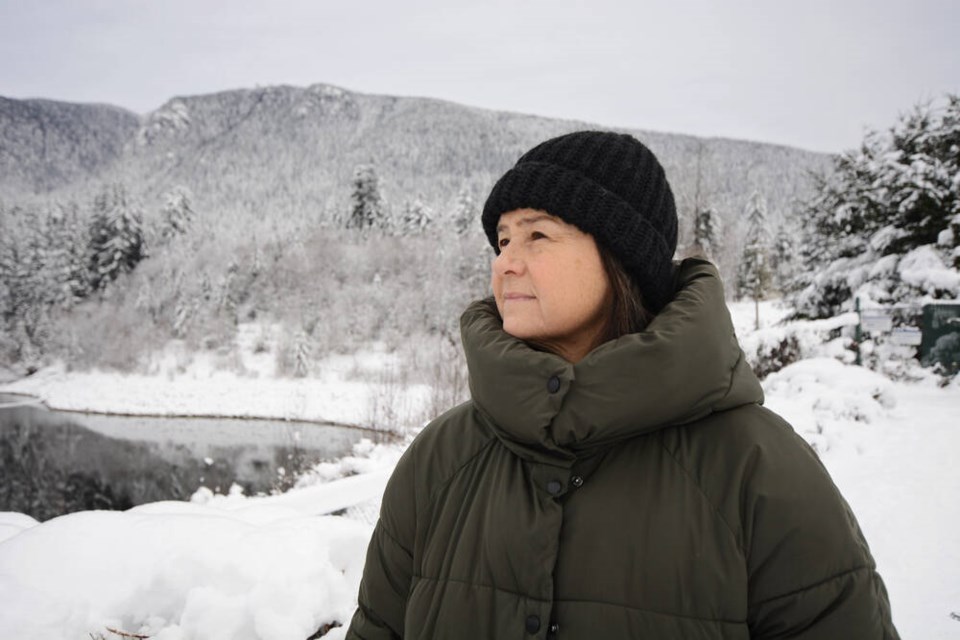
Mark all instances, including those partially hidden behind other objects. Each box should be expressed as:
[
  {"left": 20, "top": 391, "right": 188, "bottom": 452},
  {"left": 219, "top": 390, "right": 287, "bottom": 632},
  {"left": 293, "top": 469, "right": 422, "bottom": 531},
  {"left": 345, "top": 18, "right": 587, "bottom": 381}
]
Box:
[
  {"left": 0, "top": 511, "right": 39, "bottom": 544},
  {"left": 762, "top": 358, "right": 960, "bottom": 637},
  {"left": 763, "top": 357, "right": 896, "bottom": 454},
  {"left": 0, "top": 500, "right": 371, "bottom": 640}
]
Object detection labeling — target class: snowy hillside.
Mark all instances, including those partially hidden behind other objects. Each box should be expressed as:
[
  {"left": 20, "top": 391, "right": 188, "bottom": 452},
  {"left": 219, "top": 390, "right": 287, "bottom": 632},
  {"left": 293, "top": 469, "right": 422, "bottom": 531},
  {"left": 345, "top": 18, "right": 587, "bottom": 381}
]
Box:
[{"left": 0, "top": 85, "right": 827, "bottom": 234}]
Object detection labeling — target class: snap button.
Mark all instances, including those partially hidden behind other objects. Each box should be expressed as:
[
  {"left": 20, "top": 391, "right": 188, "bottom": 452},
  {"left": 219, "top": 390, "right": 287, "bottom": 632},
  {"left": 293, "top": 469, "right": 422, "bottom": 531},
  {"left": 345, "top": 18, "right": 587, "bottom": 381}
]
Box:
[
  {"left": 548, "top": 622, "right": 560, "bottom": 634},
  {"left": 546, "top": 480, "right": 562, "bottom": 495},
  {"left": 570, "top": 475, "right": 583, "bottom": 488},
  {"left": 526, "top": 614, "right": 541, "bottom": 633},
  {"left": 547, "top": 376, "right": 561, "bottom": 393}
]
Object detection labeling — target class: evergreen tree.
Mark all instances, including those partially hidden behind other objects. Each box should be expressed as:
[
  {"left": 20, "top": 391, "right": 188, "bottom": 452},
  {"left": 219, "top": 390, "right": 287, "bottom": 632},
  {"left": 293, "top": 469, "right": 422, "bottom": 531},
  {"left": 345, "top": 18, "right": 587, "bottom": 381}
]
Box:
[
  {"left": 42, "top": 203, "right": 91, "bottom": 307},
  {"left": 0, "top": 209, "right": 50, "bottom": 351},
  {"left": 770, "top": 223, "right": 796, "bottom": 294},
  {"left": 401, "top": 194, "right": 433, "bottom": 234},
  {"left": 685, "top": 142, "right": 723, "bottom": 261},
  {"left": 160, "top": 186, "right": 194, "bottom": 240},
  {"left": 88, "top": 184, "right": 147, "bottom": 291},
  {"left": 792, "top": 94, "right": 960, "bottom": 318},
  {"left": 346, "top": 164, "right": 386, "bottom": 230},
  {"left": 453, "top": 188, "right": 478, "bottom": 236},
  {"left": 737, "top": 192, "right": 772, "bottom": 328},
  {"left": 693, "top": 207, "right": 722, "bottom": 260}
]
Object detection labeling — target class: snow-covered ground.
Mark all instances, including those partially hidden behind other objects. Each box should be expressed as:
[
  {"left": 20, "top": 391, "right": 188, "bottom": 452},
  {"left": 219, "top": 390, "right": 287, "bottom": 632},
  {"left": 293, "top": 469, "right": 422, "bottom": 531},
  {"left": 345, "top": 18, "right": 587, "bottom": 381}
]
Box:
[
  {"left": 1, "top": 302, "right": 958, "bottom": 638},
  {"left": 0, "top": 333, "right": 431, "bottom": 429}
]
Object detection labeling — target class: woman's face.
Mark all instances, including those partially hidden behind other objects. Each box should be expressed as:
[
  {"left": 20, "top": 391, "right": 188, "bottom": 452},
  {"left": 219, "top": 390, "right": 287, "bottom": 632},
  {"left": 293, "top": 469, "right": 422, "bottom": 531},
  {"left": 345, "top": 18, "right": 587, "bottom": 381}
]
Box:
[{"left": 491, "top": 208, "right": 613, "bottom": 363}]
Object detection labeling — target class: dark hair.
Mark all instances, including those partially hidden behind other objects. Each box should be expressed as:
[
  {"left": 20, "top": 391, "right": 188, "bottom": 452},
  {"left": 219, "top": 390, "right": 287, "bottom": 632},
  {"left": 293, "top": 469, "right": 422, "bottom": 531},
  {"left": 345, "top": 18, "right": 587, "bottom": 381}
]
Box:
[{"left": 597, "top": 246, "right": 655, "bottom": 343}]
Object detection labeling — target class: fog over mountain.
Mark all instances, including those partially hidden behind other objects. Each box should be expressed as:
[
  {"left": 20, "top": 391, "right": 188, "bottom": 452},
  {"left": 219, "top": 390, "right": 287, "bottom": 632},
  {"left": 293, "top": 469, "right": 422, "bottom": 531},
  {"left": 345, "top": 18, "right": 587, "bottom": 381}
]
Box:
[{"left": 0, "top": 83, "right": 829, "bottom": 245}]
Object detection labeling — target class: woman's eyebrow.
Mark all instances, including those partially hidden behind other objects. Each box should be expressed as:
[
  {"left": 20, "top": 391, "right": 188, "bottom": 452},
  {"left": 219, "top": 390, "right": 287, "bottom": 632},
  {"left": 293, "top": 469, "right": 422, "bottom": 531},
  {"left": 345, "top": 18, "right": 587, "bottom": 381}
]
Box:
[{"left": 496, "top": 214, "right": 558, "bottom": 233}]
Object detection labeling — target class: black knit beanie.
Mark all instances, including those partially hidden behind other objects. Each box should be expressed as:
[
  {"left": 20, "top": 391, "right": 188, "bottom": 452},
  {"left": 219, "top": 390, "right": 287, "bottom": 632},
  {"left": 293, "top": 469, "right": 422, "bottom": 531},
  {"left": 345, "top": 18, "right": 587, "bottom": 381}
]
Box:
[{"left": 481, "top": 130, "right": 678, "bottom": 313}]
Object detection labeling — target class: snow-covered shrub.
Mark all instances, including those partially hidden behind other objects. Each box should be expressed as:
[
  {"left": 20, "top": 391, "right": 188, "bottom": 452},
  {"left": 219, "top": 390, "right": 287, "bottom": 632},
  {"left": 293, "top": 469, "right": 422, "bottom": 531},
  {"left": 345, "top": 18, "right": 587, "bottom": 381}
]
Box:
[
  {"left": 740, "top": 312, "right": 859, "bottom": 379},
  {"left": 275, "top": 326, "right": 316, "bottom": 378},
  {"left": 762, "top": 358, "right": 897, "bottom": 455},
  {"left": 746, "top": 334, "right": 802, "bottom": 379},
  {"left": 52, "top": 285, "right": 163, "bottom": 372}
]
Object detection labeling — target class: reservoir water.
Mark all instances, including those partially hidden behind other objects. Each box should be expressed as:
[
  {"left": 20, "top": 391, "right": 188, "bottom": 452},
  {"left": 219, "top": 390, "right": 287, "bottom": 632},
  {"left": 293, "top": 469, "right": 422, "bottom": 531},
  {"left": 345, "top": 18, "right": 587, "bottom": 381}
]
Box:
[{"left": 0, "top": 393, "right": 382, "bottom": 520}]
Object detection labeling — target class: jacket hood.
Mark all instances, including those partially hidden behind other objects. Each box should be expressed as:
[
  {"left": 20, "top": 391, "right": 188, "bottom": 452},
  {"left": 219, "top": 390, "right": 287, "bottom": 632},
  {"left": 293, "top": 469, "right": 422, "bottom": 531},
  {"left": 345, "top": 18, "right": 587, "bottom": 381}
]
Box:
[{"left": 460, "top": 258, "right": 763, "bottom": 458}]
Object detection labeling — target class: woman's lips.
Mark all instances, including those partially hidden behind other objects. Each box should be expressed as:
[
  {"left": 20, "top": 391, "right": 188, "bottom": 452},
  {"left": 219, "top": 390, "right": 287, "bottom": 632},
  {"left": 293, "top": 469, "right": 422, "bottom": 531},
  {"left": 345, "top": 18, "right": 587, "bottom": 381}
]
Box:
[{"left": 503, "top": 292, "right": 535, "bottom": 301}]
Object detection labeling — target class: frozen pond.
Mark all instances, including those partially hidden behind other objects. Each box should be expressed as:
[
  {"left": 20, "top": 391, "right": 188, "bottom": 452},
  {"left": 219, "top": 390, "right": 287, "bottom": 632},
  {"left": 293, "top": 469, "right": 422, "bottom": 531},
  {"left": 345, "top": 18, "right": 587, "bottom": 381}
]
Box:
[{"left": 0, "top": 393, "right": 382, "bottom": 520}]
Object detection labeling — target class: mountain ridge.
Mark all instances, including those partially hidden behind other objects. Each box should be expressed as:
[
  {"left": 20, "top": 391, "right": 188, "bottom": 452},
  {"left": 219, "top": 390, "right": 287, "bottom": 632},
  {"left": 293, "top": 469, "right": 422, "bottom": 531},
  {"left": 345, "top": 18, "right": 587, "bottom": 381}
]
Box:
[{"left": 0, "top": 83, "right": 830, "bottom": 257}]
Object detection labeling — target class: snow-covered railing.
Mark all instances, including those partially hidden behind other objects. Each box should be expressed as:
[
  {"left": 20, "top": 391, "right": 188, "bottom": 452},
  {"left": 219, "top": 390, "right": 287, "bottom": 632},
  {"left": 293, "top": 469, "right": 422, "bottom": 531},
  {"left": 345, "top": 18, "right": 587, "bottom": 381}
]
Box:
[
  {"left": 256, "top": 469, "right": 392, "bottom": 516},
  {"left": 193, "top": 468, "right": 393, "bottom": 517}
]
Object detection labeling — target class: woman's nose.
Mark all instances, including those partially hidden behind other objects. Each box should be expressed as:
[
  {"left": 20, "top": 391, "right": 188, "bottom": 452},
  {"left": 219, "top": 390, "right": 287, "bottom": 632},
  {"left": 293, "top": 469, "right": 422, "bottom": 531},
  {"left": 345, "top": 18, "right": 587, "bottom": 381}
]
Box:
[{"left": 493, "top": 245, "right": 524, "bottom": 275}]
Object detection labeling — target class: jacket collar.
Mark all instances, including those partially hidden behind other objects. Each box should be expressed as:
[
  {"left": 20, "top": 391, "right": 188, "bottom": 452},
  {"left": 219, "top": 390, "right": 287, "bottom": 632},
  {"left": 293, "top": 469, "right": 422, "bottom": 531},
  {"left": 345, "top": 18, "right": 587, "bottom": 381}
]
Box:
[{"left": 460, "top": 258, "right": 763, "bottom": 459}]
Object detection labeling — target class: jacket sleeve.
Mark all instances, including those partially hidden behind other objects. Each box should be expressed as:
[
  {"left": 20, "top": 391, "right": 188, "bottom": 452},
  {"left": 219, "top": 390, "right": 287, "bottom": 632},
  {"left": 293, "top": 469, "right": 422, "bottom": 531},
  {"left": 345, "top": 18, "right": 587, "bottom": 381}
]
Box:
[
  {"left": 742, "top": 420, "right": 900, "bottom": 639},
  {"left": 346, "top": 446, "right": 418, "bottom": 639}
]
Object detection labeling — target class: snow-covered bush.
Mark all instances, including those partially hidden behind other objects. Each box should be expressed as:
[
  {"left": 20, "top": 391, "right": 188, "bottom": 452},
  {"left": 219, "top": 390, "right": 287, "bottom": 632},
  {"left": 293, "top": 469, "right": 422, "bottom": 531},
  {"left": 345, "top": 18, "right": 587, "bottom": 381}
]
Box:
[
  {"left": 740, "top": 312, "right": 859, "bottom": 379},
  {"left": 745, "top": 334, "right": 802, "bottom": 379},
  {"left": 762, "top": 358, "right": 897, "bottom": 455}
]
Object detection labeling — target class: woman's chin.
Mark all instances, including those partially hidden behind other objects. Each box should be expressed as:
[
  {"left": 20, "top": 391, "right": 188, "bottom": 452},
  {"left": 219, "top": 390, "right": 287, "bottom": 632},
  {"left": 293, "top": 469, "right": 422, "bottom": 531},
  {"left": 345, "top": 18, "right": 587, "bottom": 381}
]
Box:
[{"left": 501, "top": 319, "right": 538, "bottom": 342}]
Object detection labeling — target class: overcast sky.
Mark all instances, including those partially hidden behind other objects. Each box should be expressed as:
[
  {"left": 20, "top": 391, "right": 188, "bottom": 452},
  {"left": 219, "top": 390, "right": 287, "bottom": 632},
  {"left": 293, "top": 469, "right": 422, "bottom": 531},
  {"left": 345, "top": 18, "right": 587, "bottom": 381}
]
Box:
[{"left": 1, "top": 0, "right": 957, "bottom": 153}]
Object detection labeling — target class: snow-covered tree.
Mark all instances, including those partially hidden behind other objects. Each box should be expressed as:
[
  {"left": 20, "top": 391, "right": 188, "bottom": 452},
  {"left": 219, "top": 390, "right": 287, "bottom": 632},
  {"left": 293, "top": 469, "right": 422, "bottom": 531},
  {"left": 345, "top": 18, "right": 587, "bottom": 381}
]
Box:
[
  {"left": 400, "top": 194, "right": 433, "bottom": 234},
  {"left": 87, "top": 184, "right": 147, "bottom": 291},
  {"left": 41, "top": 203, "right": 91, "bottom": 307},
  {"left": 293, "top": 330, "right": 311, "bottom": 378},
  {"left": 0, "top": 207, "right": 55, "bottom": 359},
  {"left": 737, "top": 191, "right": 772, "bottom": 300},
  {"left": 685, "top": 142, "right": 723, "bottom": 262},
  {"left": 346, "top": 164, "right": 387, "bottom": 231},
  {"left": 453, "top": 188, "right": 478, "bottom": 236},
  {"left": 160, "top": 186, "right": 194, "bottom": 240},
  {"left": 770, "top": 223, "right": 797, "bottom": 294},
  {"left": 692, "top": 207, "right": 722, "bottom": 260},
  {"left": 792, "top": 94, "right": 960, "bottom": 318}
]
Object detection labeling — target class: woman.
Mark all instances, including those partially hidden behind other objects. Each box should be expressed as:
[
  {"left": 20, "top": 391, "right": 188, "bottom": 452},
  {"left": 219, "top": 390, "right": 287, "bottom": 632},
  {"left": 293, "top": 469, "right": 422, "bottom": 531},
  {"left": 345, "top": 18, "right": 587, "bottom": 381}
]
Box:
[{"left": 346, "top": 131, "right": 899, "bottom": 639}]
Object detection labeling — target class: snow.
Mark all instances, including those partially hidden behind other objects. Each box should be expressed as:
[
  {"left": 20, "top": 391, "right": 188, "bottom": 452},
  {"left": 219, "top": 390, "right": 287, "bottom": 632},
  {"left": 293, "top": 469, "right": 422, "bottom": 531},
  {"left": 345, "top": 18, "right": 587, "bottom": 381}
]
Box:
[
  {"left": 762, "top": 357, "right": 896, "bottom": 454},
  {"left": 0, "top": 340, "right": 431, "bottom": 430},
  {"left": 0, "top": 511, "right": 39, "bottom": 545},
  {"left": 0, "top": 302, "right": 958, "bottom": 638},
  {"left": 813, "top": 384, "right": 960, "bottom": 640},
  {"left": 899, "top": 244, "right": 960, "bottom": 294},
  {"left": 0, "top": 506, "right": 369, "bottom": 640},
  {"left": 191, "top": 467, "right": 393, "bottom": 518}
]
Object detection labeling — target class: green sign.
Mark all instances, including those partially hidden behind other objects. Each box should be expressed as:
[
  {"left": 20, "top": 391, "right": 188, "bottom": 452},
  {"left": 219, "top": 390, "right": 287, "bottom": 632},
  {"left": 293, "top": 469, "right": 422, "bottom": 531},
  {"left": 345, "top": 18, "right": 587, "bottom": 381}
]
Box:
[{"left": 921, "top": 303, "right": 960, "bottom": 374}]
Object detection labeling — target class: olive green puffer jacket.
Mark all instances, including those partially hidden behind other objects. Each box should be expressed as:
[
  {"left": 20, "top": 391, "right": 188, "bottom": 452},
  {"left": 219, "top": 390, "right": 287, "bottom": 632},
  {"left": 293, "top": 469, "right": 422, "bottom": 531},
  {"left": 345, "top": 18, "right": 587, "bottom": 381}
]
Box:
[{"left": 346, "top": 259, "right": 899, "bottom": 639}]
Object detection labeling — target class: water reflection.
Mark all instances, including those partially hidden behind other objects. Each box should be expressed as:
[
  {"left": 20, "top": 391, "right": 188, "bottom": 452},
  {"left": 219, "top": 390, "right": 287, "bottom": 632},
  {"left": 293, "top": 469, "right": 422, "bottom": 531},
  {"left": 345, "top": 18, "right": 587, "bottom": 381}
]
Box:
[{"left": 0, "top": 393, "right": 381, "bottom": 521}]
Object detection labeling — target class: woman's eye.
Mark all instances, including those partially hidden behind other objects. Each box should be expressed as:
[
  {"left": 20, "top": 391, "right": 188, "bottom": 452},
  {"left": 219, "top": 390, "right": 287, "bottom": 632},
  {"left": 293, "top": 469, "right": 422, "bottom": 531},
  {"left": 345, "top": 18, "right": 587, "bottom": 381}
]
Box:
[
  {"left": 498, "top": 238, "right": 510, "bottom": 248},
  {"left": 530, "top": 231, "right": 547, "bottom": 240}
]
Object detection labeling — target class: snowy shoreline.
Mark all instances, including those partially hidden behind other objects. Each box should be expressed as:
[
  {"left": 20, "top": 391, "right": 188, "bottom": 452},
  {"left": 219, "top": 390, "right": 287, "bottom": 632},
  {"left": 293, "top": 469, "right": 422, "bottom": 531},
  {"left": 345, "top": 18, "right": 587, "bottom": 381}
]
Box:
[
  {"left": 0, "top": 387, "right": 375, "bottom": 432},
  {"left": 0, "top": 358, "right": 432, "bottom": 432}
]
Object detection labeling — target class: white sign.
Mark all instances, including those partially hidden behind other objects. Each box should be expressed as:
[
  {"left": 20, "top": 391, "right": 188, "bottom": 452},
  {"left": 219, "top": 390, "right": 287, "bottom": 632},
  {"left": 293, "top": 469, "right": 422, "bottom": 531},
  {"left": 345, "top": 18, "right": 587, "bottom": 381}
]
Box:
[
  {"left": 861, "top": 312, "right": 893, "bottom": 333},
  {"left": 890, "top": 327, "right": 922, "bottom": 346}
]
